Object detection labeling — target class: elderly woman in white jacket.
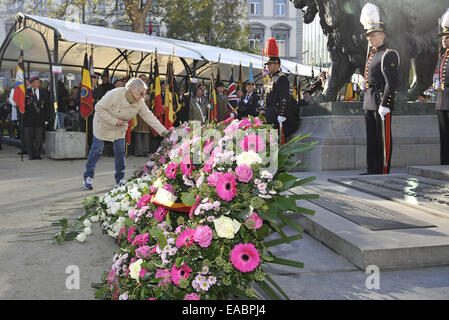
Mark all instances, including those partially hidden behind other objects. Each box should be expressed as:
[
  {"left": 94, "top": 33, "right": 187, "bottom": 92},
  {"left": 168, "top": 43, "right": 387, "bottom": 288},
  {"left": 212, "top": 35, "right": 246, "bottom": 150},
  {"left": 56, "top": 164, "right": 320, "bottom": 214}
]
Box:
[{"left": 83, "top": 78, "right": 168, "bottom": 190}]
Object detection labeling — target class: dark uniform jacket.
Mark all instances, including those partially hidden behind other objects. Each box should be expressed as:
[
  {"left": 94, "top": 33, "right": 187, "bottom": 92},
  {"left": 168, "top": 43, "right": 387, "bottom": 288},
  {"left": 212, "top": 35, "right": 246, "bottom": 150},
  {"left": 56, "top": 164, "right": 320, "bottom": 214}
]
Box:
[
  {"left": 238, "top": 92, "right": 260, "bottom": 119},
  {"left": 264, "top": 70, "right": 289, "bottom": 128},
  {"left": 175, "top": 93, "right": 190, "bottom": 125},
  {"left": 363, "top": 44, "right": 400, "bottom": 111},
  {"left": 436, "top": 49, "right": 449, "bottom": 111},
  {"left": 96, "top": 83, "right": 115, "bottom": 100},
  {"left": 24, "top": 87, "right": 50, "bottom": 127}
]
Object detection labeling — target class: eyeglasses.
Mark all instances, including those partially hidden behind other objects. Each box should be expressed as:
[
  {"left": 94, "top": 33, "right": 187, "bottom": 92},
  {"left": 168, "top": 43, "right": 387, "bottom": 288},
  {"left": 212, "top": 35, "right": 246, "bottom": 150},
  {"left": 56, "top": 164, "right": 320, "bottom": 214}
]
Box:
[{"left": 136, "top": 90, "right": 147, "bottom": 97}]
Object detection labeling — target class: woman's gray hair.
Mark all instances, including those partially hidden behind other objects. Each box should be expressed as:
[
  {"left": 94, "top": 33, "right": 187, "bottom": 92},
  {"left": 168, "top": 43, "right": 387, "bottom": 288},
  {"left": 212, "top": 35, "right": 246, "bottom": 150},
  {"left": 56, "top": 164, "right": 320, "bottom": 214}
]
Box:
[{"left": 125, "top": 77, "right": 148, "bottom": 91}]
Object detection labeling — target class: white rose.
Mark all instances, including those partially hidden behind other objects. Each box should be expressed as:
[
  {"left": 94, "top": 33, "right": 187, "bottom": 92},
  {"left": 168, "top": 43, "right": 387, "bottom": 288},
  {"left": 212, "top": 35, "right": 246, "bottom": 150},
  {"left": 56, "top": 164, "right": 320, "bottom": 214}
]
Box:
[
  {"left": 129, "top": 259, "right": 143, "bottom": 282},
  {"left": 213, "top": 216, "right": 241, "bottom": 239},
  {"left": 76, "top": 232, "right": 86, "bottom": 243},
  {"left": 84, "top": 227, "right": 92, "bottom": 236},
  {"left": 90, "top": 215, "right": 99, "bottom": 223},
  {"left": 83, "top": 219, "right": 91, "bottom": 227},
  {"left": 236, "top": 150, "right": 262, "bottom": 167}
]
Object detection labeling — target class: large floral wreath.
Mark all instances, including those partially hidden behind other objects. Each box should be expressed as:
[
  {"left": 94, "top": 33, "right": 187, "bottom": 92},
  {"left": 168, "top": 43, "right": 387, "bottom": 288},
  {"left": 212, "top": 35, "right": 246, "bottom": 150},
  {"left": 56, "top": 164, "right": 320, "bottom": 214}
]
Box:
[{"left": 54, "top": 117, "right": 317, "bottom": 300}]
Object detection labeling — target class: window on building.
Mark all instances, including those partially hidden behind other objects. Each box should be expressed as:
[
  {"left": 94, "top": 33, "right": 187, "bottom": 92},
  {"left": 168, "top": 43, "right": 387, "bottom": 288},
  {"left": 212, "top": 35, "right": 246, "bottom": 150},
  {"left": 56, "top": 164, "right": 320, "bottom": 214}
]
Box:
[
  {"left": 275, "top": 0, "right": 286, "bottom": 16},
  {"left": 249, "top": 32, "right": 262, "bottom": 49},
  {"left": 249, "top": 0, "right": 261, "bottom": 15},
  {"left": 274, "top": 33, "right": 287, "bottom": 56}
]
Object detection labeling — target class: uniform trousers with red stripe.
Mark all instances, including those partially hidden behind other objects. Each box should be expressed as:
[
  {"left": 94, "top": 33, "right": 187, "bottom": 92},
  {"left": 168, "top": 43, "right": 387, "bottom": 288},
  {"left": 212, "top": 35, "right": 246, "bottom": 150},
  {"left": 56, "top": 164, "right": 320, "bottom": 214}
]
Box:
[
  {"left": 365, "top": 110, "right": 392, "bottom": 174},
  {"left": 438, "top": 110, "right": 449, "bottom": 165}
]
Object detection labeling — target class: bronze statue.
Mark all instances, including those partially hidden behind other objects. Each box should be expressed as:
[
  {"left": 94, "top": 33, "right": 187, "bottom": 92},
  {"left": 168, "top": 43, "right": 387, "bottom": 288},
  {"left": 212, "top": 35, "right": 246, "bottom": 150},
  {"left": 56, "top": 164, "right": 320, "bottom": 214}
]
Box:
[{"left": 293, "top": 0, "right": 447, "bottom": 101}]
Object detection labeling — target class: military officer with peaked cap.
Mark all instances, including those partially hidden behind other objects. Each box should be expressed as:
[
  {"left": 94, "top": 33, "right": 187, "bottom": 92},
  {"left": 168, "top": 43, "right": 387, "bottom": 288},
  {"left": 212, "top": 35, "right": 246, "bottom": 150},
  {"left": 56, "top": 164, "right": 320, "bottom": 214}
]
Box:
[{"left": 360, "top": 4, "right": 400, "bottom": 174}]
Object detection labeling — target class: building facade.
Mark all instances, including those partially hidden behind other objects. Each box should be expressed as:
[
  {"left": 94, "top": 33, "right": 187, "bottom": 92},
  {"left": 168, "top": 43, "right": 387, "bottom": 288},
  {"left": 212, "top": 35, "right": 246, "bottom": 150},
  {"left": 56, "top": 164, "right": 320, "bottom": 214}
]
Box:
[{"left": 246, "top": 0, "right": 303, "bottom": 64}]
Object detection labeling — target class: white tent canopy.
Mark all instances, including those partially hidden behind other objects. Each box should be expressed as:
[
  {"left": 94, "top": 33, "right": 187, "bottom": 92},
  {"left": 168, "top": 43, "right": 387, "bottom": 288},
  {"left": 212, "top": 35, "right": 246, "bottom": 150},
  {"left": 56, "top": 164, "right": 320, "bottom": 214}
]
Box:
[{"left": 0, "top": 13, "right": 321, "bottom": 84}]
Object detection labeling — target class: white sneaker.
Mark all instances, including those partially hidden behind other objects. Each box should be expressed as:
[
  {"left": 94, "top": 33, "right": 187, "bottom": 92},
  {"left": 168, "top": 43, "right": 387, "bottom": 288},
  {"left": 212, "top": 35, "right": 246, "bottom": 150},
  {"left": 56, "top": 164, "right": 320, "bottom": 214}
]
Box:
[
  {"left": 83, "top": 177, "right": 93, "bottom": 190},
  {"left": 115, "top": 179, "right": 127, "bottom": 188}
]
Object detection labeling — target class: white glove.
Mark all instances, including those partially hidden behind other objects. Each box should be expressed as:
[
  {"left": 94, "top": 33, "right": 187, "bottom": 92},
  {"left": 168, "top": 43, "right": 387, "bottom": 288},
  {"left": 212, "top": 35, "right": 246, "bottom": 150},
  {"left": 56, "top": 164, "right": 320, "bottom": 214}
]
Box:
[
  {"left": 359, "top": 82, "right": 366, "bottom": 91},
  {"left": 378, "top": 106, "right": 390, "bottom": 120},
  {"left": 230, "top": 113, "right": 235, "bottom": 119},
  {"left": 278, "top": 116, "right": 287, "bottom": 124},
  {"left": 207, "top": 104, "right": 212, "bottom": 110},
  {"left": 434, "top": 80, "right": 441, "bottom": 90},
  {"left": 259, "top": 100, "right": 265, "bottom": 107}
]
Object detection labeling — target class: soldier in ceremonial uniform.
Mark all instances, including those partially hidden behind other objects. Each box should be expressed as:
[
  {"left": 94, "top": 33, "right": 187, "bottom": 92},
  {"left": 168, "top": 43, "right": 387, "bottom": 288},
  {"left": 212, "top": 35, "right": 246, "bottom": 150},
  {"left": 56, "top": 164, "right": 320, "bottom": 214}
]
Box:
[
  {"left": 360, "top": 4, "right": 399, "bottom": 174},
  {"left": 262, "top": 38, "right": 290, "bottom": 140},
  {"left": 436, "top": 9, "right": 449, "bottom": 165}
]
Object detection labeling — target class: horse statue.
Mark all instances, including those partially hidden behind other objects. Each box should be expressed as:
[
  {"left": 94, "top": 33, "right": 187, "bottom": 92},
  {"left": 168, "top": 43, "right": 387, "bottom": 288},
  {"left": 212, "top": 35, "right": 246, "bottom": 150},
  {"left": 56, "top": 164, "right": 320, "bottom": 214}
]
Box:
[{"left": 292, "top": 0, "right": 447, "bottom": 101}]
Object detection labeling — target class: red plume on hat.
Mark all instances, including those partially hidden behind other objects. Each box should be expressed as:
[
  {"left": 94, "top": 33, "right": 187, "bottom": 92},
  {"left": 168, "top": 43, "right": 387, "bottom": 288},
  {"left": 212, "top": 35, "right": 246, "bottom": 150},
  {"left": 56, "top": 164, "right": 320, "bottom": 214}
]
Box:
[
  {"left": 265, "top": 38, "right": 279, "bottom": 58},
  {"left": 264, "top": 38, "right": 281, "bottom": 65}
]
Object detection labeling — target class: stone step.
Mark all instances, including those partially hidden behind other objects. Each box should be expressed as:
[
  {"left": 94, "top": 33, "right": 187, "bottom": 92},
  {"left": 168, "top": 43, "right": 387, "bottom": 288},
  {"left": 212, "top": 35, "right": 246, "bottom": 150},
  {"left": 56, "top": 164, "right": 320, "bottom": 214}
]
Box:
[
  {"left": 408, "top": 165, "right": 449, "bottom": 182},
  {"left": 289, "top": 180, "right": 449, "bottom": 270}
]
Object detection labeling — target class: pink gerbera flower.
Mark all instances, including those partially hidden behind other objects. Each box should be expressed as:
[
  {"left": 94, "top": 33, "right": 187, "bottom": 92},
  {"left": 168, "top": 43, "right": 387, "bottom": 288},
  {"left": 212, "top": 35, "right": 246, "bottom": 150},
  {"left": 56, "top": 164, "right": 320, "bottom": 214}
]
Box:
[
  {"left": 184, "top": 293, "right": 200, "bottom": 300},
  {"left": 171, "top": 263, "right": 193, "bottom": 286},
  {"left": 137, "top": 194, "right": 152, "bottom": 208},
  {"left": 176, "top": 228, "right": 195, "bottom": 248},
  {"left": 239, "top": 134, "right": 266, "bottom": 152},
  {"left": 230, "top": 243, "right": 261, "bottom": 273},
  {"left": 165, "top": 162, "right": 179, "bottom": 179},
  {"left": 181, "top": 156, "right": 193, "bottom": 177},
  {"left": 154, "top": 207, "right": 168, "bottom": 222},
  {"left": 215, "top": 172, "right": 237, "bottom": 201}
]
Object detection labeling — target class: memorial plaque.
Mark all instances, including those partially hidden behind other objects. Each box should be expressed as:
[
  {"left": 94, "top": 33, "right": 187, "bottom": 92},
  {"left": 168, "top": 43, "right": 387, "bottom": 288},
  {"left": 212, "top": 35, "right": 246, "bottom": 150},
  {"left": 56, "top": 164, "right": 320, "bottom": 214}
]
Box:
[
  {"left": 294, "top": 185, "right": 436, "bottom": 231},
  {"left": 329, "top": 175, "right": 449, "bottom": 216}
]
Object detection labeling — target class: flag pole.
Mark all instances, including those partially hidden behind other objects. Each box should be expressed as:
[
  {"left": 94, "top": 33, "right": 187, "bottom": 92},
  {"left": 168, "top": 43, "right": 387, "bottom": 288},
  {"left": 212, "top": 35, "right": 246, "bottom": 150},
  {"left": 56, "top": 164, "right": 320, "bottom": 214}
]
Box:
[{"left": 85, "top": 37, "right": 89, "bottom": 157}]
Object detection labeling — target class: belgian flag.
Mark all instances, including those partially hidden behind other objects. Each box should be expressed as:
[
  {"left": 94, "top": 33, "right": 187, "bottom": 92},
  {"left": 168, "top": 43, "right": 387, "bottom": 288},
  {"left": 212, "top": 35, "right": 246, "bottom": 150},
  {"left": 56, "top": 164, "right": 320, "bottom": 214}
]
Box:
[{"left": 80, "top": 53, "right": 93, "bottom": 119}]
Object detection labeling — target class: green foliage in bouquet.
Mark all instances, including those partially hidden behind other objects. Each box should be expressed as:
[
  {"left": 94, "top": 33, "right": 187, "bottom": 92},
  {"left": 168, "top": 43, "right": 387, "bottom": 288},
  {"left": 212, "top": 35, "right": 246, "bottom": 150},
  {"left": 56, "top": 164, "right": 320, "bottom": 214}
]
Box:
[{"left": 54, "top": 117, "right": 318, "bottom": 300}]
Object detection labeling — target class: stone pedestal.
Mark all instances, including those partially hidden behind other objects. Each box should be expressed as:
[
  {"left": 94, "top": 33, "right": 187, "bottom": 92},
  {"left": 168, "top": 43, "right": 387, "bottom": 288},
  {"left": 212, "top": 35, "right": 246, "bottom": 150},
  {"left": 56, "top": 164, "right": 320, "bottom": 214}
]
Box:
[
  {"left": 45, "top": 129, "right": 86, "bottom": 159},
  {"left": 291, "top": 101, "right": 440, "bottom": 171}
]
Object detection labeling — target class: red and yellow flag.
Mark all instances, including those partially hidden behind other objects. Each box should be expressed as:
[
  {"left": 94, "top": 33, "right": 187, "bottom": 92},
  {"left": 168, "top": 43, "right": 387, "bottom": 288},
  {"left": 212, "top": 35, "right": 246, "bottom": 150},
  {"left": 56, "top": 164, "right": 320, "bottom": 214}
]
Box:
[
  {"left": 125, "top": 117, "right": 138, "bottom": 145},
  {"left": 209, "top": 64, "right": 218, "bottom": 122},
  {"left": 164, "top": 58, "right": 175, "bottom": 129},
  {"left": 13, "top": 50, "right": 25, "bottom": 114},
  {"left": 80, "top": 53, "right": 93, "bottom": 119}
]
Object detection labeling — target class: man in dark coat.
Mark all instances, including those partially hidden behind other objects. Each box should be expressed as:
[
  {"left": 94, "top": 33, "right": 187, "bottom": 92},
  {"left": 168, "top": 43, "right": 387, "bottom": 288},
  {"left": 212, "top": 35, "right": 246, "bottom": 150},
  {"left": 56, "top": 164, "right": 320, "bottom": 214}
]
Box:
[
  {"left": 24, "top": 76, "right": 50, "bottom": 160},
  {"left": 238, "top": 82, "right": 260, "bottom": 119}
]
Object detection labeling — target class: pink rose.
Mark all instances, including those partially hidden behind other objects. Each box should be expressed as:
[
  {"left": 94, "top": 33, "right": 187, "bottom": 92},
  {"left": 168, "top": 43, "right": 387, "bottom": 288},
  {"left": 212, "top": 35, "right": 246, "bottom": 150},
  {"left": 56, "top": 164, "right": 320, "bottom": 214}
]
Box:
[
  {"left": 207, "top": 172, "right": 223, "bottom": 187},
  {"left": 193, "top": 225, "right": 213, "bottom": 248},
  {"left": 235, "top": 164, "right": 253, "bottom": 183},
  {"left": 245, "top": 212, "right": 263, "bottom": 230}
]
